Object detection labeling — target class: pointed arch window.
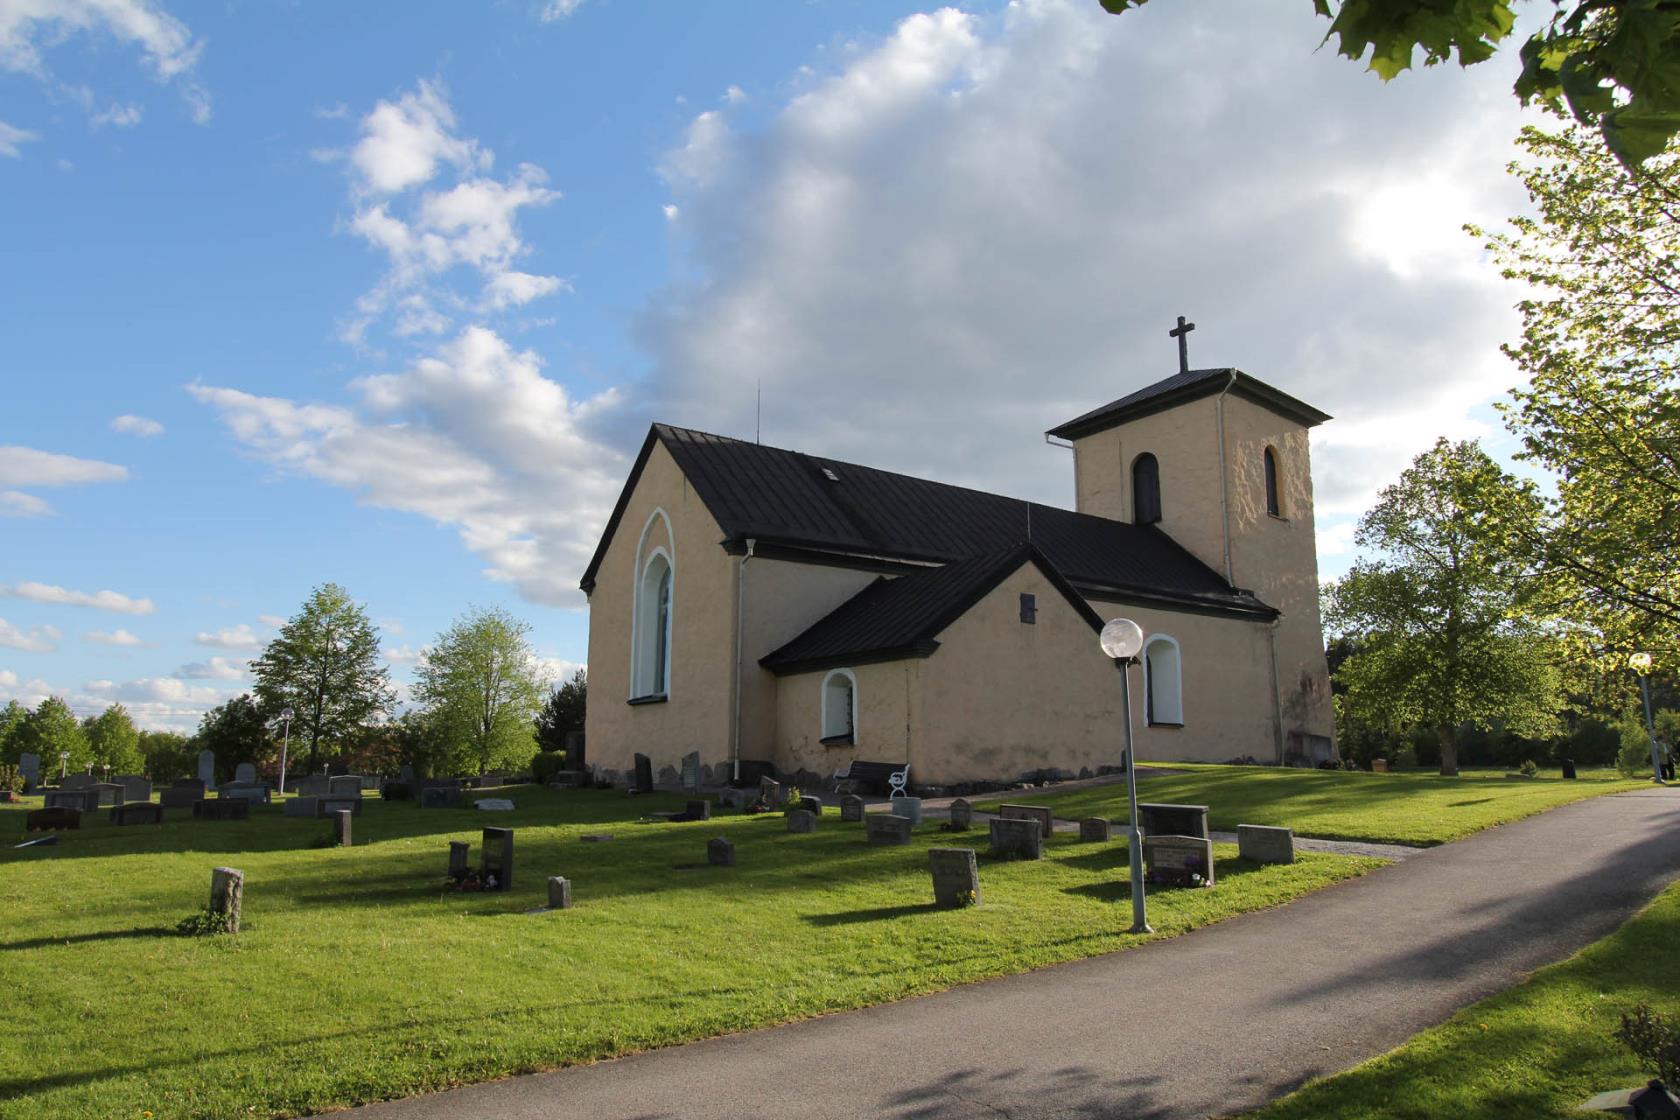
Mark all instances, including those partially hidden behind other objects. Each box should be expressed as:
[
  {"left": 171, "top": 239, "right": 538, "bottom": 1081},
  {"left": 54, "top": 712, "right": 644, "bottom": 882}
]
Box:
[
  {"left": 821, "top": 669, "right": 857, "bottom": 744},
  {"left": 633, "top": 550, "right": 673, "bottom": 698},
  {"left": 1264, "top": 446, "right": 1282, "bottom": 518},
  {"left": 1132, "top": 452, "right": 1161, "bottom": 525},
  {"left": 1144, "top": 635, "right": 1183, "bottom": 726}
]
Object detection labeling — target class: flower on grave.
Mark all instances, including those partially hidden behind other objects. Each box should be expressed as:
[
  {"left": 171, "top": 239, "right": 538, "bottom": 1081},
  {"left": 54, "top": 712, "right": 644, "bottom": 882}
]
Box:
[{"left": 957, "top": 889, "right": 978, "bottom": 908}]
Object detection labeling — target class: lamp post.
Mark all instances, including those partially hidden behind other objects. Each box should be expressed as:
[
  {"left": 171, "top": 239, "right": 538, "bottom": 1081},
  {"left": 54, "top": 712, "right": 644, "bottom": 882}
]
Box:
[
  {"left": 1630, "top": 653, "right": 1664, "bottom": 784},
  {"left": 57, "top": 751, "right": 68, "bottom": 779},
  {"left": 277, "top": 706, "right": 295, "bottom": 795},
  {"left": 1100, "top": 617, "right": 1152, "bottom": 934}
]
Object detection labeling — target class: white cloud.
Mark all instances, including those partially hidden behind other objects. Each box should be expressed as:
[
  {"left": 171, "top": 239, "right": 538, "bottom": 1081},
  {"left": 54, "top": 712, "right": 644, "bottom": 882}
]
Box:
[
  {"left": 662, "top": 203, "right": 679, "bottom": 221},
  {"left": 85, "top": 628, "right": 143, "bottom": 646},
  {"left": 110, "top": 413, "right": 164, "bottom": 436},
  {"left": 723, "top": 84, "right": 747, "bottom": 106},
  {"left": 173, "top": 655, "right": 247, "bottom": 680},
  {"left": 1, "top": 490, "right": 51, "bottom": 517},
  {"left": 349, "top": 79, "right": 484, "bottom": 195},
  {"left": 257, "top": 613, "right": 287, "bottom": 627},
  {"left": 538, "top": 0, "right": 584, "bottom": 21},
  {"left": 0, "top": 445, "right": 126, "bottom": 486},
  {"left": 534, "top": 656, "right": 584, "bottom": 685},
  {"left": 385, "top": 643, "right": 423, "bottom": 665},
  {"left": 1, "top": 581, "right": 154, "bottom": 614},
  {"left": 0, "top": 118, "right": 36, "bottom": 156},
  {"left": 0, "top": 618, "right": 60, "bottom": 652},
  {"left": 0, "top": 0, "right": 209, "bottom": 124},
  {"left": 484, "top": 269, "right": 569, "bottom": 311},
  {"left": 195, "top": 623, "right": 260, "bottom": 650},
  {"left": 91, "top": 101, "right": 142, "bottom": 128}
]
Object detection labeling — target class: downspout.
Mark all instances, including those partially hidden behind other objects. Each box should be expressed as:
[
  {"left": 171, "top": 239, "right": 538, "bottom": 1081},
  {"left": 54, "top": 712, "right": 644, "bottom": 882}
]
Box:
[
  {"left": 1267, "top": 617, "right": 1286, "bottom": 765},
  {"left": 1214, "top": 371, "right": 1236, "bottom": 585},
  {"left": 731, "top": 537, "right": 756, "bottom": 783}
]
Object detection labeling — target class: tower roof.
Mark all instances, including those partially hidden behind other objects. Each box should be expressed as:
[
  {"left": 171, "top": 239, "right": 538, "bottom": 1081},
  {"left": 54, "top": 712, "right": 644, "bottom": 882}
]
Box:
[{"left": 1045, "top": 368, "right": 1331, "bottom": 442}]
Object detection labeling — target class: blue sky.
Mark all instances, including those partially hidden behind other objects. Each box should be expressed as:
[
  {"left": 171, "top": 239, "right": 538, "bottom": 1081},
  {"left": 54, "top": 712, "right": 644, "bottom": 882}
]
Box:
[{"left": 2, "top": 0, "right": 1539, "bottom": 730}]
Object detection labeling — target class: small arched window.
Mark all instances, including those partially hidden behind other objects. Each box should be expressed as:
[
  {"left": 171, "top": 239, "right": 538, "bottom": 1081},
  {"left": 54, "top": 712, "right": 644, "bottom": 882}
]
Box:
[
  {"left": 633, "top": 550, "right": 673, "bottom": 697},
  {"left": 1144, "top": 635, "right": 1183, "bottom": 726},
  {"left": 1132, "top": 452, "right": 1161, "bottom": 525},
  {"left": 821, "top": 669, "right": 857, "bottom": 743},
  {"left": 1264, "top": 446, "right": 1282, "bottom": 518}
]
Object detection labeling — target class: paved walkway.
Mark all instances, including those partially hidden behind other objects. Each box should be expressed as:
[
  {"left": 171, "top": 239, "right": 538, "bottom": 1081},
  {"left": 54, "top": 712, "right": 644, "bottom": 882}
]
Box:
[{"left": 355, "top": 786, "right": 1680, "bottom": 1120}]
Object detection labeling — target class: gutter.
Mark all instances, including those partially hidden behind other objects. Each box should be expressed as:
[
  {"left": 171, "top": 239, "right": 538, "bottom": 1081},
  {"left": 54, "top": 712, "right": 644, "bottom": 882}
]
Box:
[{"left": 731, "top": 537, "right": 756, "bottom": 783}]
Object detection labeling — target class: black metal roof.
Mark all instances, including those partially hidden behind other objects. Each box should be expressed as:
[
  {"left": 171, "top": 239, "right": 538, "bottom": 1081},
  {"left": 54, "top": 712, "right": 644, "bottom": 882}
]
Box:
[
  {"left": 1045, "top": 368, "right": 1331, "bottom": 441},
  {"left": 580, "top": 424, "right": 1275, "bottom": 620},
  {"left": 759, "top": 544, "right": 1106, "bottom": 675}
]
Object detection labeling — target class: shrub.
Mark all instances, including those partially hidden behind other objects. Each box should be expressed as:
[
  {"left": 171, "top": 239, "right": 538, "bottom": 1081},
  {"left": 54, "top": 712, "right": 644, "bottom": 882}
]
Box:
[
  {"left": 176, "top": 908, "right": 238, "bottom": 937},
  {"left": 531, "top": 750, "right": 566, "bottom": 786},
  {"left": 1519, "top": 759, "right": 1539, "bottom": 777},
  {"left": 0, "top": 764, "right": 21, "bottom": 793},
  {"left": 1616, "top": 1003, "right": 1680, "bottom": 1085},
  {"left": 1619, "top": 717, "right": 1656, "bottom": 778}
]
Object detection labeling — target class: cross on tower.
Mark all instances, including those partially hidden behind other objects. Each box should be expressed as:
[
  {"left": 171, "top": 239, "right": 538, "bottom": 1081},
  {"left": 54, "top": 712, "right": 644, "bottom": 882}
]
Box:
[{"left": 1168, "top": 315, "right": 1196, "bottom": 374}]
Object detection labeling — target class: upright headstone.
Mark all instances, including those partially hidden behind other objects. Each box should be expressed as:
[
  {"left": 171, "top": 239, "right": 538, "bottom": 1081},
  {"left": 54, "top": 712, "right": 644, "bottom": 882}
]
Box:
[
  {"left": 62, "top": 774, "right": 96, "bottom": 790},
  {"left": 1137, "top": 803, "right": 1210, "bottom": 840},
  {"left": 233, "top": 762, "right": 257, "bottom": 785},
  {"left": 159, "top": 786, "right": 202, "bottom": 810},
  {"left": 92, "top": 782, "right": 125, "bottom": 808},
  {"left": 681, "top": 751, "right": 702, "bottom": 793},
  {"left": 193, "top": 798, "right": 249, "bottom": 821},
  {"left": 480, "top": 826, "right": 514, "bottom": 891},
  {"left": 209, "top": 867, "right": 244, "bottom": 933},
  {"left": 865, "top": 814, "right": 913, "bottom": 845},
  {"left": 685, "top": 799, "right": 712, "bottom": 821},
  {"left": 295, "top": 776, "right": 332, "bottom": 797},
  {"left": 333, "top": 808, "right": 353, "bottom": 848},
  {"left": 786, "top": 809, "right": 816, "bottom": 833},
  {"left": 448, "top": 840, "right": 470, "bottom": 881},
  {"left": 116, "top": 776, "right": 151, "bottom": 803},
  {"left": 759, "top": 776, "right": 785, "bottom": 808},
  {"left": 840, "top": 795, "right": 865, "bottom": 823},
  {"left": 1079, "top": 817, "right": 1112, "bottom": 843},
  {"left": 633, "top": 753, "right": 654, "bottom": 795},
  {"left": 929, "top": 848, "right": 981, "bottom": 908},
  {"left": 327, "top": 775, "right": 363, "bottom": 797},
  {"left": 197, "top": 749, "right": 217, "bottom": 789},
  {"left": 400, "top": 764, "right": 416, "bottom": 783},
  {"left": 18, "top": 752, "right": 40, "bottom": 790},
  {"left": 998, "top": 803, "right": 1054, "bottom": 839},
  {"left": 1561, "top": 758, "right": 1578, "bottom": 780},
  {"left": 1236, "top": 824, "right": 1294, "bottom": 865},
  {"left": 111, "top": 802, "right": 164, "bottom": 825},
  {"left": 26, "top": 806, "right": 81, "bottom": 831},
  {"left": 988, "top": 816, "right": 1043, "bottom": 860},
  {"left": 707, "top": 837, "right": 736, "bottom": 866},
  {"left": 45, "top": 789, "right": 99, "bottom": 812},
  {"left": 1144, "top": 834, "right": 1215, "bottom": 887},
  {"left": 947, "top": 798, "right": 973, "bottom": 830},
  {"left": 893, "top": 796, "right": 923, "bottom": 825},
  {"left": 547, "top": 876, "right": 573, "bottom": 909}
]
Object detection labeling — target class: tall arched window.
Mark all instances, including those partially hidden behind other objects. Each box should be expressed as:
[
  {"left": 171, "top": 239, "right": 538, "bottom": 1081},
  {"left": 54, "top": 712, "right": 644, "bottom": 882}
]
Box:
[
  {"left": 1144, "top": 635, "right": 1183, "bottom": 726},
  {"left": 821, "top": 669, "right": 857, "bottom": 742},
  {"left": 633, "top": 550, "right": 673, "bottom": 697},
  {"left": 1264, "top": 446, "right": 1282, "bottom": 518},
  {"left": 1132, "top": 452, "right": 1162, "bottom": 525}
]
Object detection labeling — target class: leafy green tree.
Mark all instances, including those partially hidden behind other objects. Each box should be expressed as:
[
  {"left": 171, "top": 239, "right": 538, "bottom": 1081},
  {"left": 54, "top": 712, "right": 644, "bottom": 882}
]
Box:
[
  {"left": 191, "top": 695, "right": 274, "bottom": 782},
  {"left": 14, "top": 697, "right": 91, "bottom": 777},
  {"left": 534, "top": 668, "right": 587, "bottom": 757},
  {"left": 138, "top": 730, "right": 192, "bottom": 783},
  {"left": 0, "top": 699, "right": 24, "bottom": 763},
  {"left": 83, "top": 704, "right": 143, "bottom": 774},
  {"left": 415, "top": 607, "right": 546, "bottom": 775},
  {"left": 1101, "top": 1, "right": 1680, "bottom": 165},
  {"left": 1325, "top": 439, "right": 1563, "bottom": 775},
  {"left": 1471, "top": 121, "right": 1680, "bottom": 661},
  {"left": 251, "top": 583, "right": 393, "bottom": 770}
]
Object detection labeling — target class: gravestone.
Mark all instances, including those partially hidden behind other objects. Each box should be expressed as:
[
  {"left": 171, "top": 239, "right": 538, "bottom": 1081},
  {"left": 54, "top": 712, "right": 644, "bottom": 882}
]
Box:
[
  {"left": 947, "top": 798, "right": 973, "bottom": 830},
  {"left": 988, "top": 816, "right": 1043, "bottom": 860},
  {"left": 758, "top": 776, "right": 784, "bottom": 808},
  {"left": 547, "top": 876, "right": 572, "bottom": 909},
  {"left": 893, "top": 796, "right": 923, "bottom": 825},
  {"left": 1079, "top": 817, "right": 1112, "bottom": 843},
  {"left": 197, "top": 749, "right": 217, "bottom": 788},
  {"left": 475, "top": 773, "right": 505, "bottom": 789},
  {"left": 1144, "top": 834, "right": 1215, "bottom": 887},
  {"left": 633, "top": 753, "right": 654, "bottom": 795},
  {"left": 295, "top": 776, "right": 332, "bottom": 797},
  {"left": 327, "top": 775, "right": 363, "bottom": 797},
  {"left": 333, "top": 808, "right": 352, "bottom": 847},
  {"left": 159, "top": 787, "right": 202, "bottom": 810},
  {"left": 219, "top": 785, "right": 270, "bottom": 804},
  {"left": 234, "top": 762, "right": 257, "bottom": 785},
  {"left": 62, "top": 774, "right": 96, "bottom": 790},
  {"left": 45, "top": 789, "right": 98, "bottom": 812},
  {"left": 707, "top": 837, "right": 736, "bottom": 866},
  {"left": 786, "top": 809, "right": 816, "bottom": 833},
  {"left": 480, "top": 827, "right": 513, "bottom": 891},
  {"left": 318, "top": 794, "right": 362, "bottom": 817},
  {"left": 684, "top": 799, "right": 712, "bottom": 821},
  {"left": 171, "top": 778, "right": 207, "bottom": 795},
  {"left": 18, "top": 752, "right": 39, "bottom": 790},
  {"left": 448, "top": 840, "right": 470, "bottom": 881},
  {"left": 209, "top": 867, "right": 244, "bottom": 933},
  {"left": 283, "top": 797, "right": 320, "bottom": 819},
  {"left": 1370, "top": 758, "right": 1390, "bottom": 773},
  {"left": 1236, "top": 824, "right": 1294, "bottom": 865},
  {"left": 840, "top": 795, "right": 865, "bottom": 823},
  {"left": 718, "top": 787, "right": 752, "bottom": 810},
  {"left": 865, "top": 814, "right": 913, "bottom": 846},
  {"left": 192, "top": 798, "right": 249, "bottom": 821},
  {"left": 26, "top": 806, "right": 81, "bottom": 831},
  {"left": 929, "top": 848, "right": 981, "bottom": 908},
  {"left": 111, "top": 802, "right": 164, "bottom": 825},
  {"left": 92, "top": 783, "right": 125, "bottom": 808},
  {"left": 1561, "top": 758, "right": 1578, "bottom": 780},
  {"left": 116, "top": 776, "right": 151, "bottom": 803},
  {"left": 399, "top": 765, "right": 416, "bottom": 784},
  {"left": 475, "top": 798, "right": 516, "bottom": 812},
  {"left": 998, "top": 803, "right": 1053, "bottom": 839},
  {"left": 1137, "top": 803, "right": 1210, "bottom": 840},
  {"left": 681, "top": 751, "right": 701, "bottom": 793},
  {"left": 421, "top": 786, "right": 463, "bottom": 809}
]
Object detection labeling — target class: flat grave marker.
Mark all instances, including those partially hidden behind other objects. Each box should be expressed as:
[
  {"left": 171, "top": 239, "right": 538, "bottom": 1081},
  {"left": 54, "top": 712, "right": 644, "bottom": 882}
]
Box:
[{"left": 111, "top": 802, "right": 164, "bottom": 826}]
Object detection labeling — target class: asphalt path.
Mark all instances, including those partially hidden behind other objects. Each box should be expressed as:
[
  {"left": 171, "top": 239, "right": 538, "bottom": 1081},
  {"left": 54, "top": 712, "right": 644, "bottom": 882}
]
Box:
[{"left": 353, "top": 786, "right": 1680, "bottom": 1120}]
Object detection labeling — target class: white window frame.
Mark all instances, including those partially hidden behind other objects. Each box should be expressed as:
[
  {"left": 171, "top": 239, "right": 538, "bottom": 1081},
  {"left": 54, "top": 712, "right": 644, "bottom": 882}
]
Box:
[
  {"left": 629, "top": 506, "right": 676, "bottom": 701},
  {"left": 1143, "top": 635, "right": 1184, "bottom": 726},
  {"left": 820, "top": 668, "right": 858, "bottom": 742}
]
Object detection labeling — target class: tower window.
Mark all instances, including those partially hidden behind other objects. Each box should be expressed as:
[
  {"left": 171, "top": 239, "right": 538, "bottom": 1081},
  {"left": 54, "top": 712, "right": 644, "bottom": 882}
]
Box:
[
  {"left": 1132, "top": 453, "right": 1161, "bottom": 525},
  {"left": 1264, "top": 446, "right": 1282, "bottom": 518}
]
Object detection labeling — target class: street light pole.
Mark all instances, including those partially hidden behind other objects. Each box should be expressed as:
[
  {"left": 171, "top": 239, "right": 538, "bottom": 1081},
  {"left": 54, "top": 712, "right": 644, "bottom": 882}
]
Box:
[
  {"left": 278, "top": 707, "right": 295, "bottom": 795},
  {"left": 1101, "top": 617, "right": 1152, "bottom": 935},
  {"left": 1630, "top": 654, "right": 1664, "bottom": 784}
]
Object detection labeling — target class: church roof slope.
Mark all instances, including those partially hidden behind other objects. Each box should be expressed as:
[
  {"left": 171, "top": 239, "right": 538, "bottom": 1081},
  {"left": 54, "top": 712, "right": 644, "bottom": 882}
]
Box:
[
  {"left": 579, "top": 423, "right": 1276, "bottom": 619},
  {"left": 1045, "top": 368, "right": 1331, "bottom": 441},
  {"left": 759, "top": 544, "right": 1102, "bottom": 675}
]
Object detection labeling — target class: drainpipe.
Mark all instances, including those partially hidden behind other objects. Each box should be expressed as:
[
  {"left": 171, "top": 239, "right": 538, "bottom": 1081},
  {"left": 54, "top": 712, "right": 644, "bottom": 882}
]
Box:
[
  {"left": 732, "top": 537, "right": 756, "bottom": 783},
  {"left": 1214, "top": 371, "right": 1236, "bottom": 585},
  {"left": 1267, "top": 617, "right": 1286, "bottom": 765}
]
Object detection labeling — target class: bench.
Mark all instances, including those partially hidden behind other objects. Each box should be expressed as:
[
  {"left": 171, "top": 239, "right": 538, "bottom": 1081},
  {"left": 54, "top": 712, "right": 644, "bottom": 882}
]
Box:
[{"left": 832, "top": 760, "right": 911, "bottom": 799}]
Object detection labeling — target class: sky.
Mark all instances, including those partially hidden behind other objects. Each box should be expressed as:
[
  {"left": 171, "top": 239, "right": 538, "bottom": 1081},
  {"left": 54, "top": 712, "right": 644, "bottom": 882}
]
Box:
[{"left": 1, "top": 0, "right": 1541, "bottom": 732}]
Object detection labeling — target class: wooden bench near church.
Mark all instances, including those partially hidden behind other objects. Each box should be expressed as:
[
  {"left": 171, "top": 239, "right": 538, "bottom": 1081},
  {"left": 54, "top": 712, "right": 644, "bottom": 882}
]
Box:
[{"left": 832, "top": 760, "right": 911, "bottom": 799}]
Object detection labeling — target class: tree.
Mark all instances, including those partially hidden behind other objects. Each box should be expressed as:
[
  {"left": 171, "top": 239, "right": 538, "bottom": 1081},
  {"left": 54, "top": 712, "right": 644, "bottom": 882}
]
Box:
[
  {"left": 0, "top": 699, "right": 24, "bottom": 763},
  {"left": 251, "top": 583, "right": 394, "bottom": 770},
  {"left": 191, "top": 695, "right": 274, "bottom": 782},
  {"left": 1470, "top": 120, "right": 1680, "bottom": 663},
  {"left": 415, "top": 606, "right": 547, "bottom": 775},
  {"left": 1101, "top": 1, "right": 1680, "bottom": 166},
  {"left": 14, "top": 697, "right": 90, "bottom": 776},
  {"left": 84, "top": 704, "right": 143, "bottom": 774},
  {"left": 1324, "top": 439, "right": 1563, "bottom": 775},
  {"left": 138, "top": 730, "right": 192, "bottom": 783},
  {"left": 534, "top": 668, "right": 587, "bottom": 756}
]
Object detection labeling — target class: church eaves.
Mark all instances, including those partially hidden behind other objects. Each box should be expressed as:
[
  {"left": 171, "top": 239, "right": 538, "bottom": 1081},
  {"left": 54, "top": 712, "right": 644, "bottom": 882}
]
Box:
[{"left": 1045, "top": 368, "right": 1332, "bottom": 442}]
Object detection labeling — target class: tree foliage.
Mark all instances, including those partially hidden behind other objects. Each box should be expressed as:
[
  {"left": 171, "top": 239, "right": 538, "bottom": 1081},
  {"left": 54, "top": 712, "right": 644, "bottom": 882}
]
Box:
[
  {"left": 138, "top": 730, "right": 193, "bottom": 783},
  {"left": 1101, "top": 0, "right": 1680, "bottom": 166},
  {"left": 191, "top": 695, "right": 273, "bottom": 782},
  {"left": 415, "top": 607, "right": 546, "bottom": 775},
  {"left": 1324, "top": 439, "right": 1563, "bottom": 775},
  {"left": 534, "top": 668, "right": 587, "bottom": 757},
  {"left": 13, "top": 697, "right": 90, "bottom": 775},
  {"left": 84, "top": 704, "right": 143, "bottom": 774},
  {"left": 251, "top": 583, "right": 393, "bottom": 770},
  {"left": 1472, "top": 120, "right": 1680, "bottom": 666}
]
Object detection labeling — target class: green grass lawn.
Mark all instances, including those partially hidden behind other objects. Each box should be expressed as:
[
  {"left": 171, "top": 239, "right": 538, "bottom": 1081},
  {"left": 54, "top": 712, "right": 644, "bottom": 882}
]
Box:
[
  {"left": 0, "top": 787, "right": 1379, "bottom": 1120},
  {"left": 1242, "top": 877, "right": 1680, "bottom": 1120},
  {"left": 976, "top": 765, "right": 1644, "bottom": 846}
]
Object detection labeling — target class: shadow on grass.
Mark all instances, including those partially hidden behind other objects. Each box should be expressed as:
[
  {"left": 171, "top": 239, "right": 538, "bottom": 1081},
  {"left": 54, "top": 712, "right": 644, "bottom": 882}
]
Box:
[
  {"left": 0, "top": 925, "right": 177, "bottom": 951},
  {"left": 803, "top": 902, "right": 938, "bottom": 926}
]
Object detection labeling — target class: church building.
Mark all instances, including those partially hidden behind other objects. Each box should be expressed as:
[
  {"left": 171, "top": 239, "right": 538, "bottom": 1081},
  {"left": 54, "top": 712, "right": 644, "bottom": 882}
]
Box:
[{"left": 580, "top": 354, "right": 1337, "bottom": 790}]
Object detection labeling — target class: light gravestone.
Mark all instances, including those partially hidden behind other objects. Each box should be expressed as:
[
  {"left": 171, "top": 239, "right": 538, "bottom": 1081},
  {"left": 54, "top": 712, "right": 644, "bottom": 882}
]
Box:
[
  {"left": 197, "top": 750, "right": 216, "bottom": 788},
  {"left": 295, "top": 776, "right": 332, "bottom": 797},
  {"left": 839, "top": 795, "right": 865, "bottom": 823},
  {"left": 1237, "top": 824, "right": 1295, "bottom": 865},
  {"left": 893, "top": 796, "right": 923, "bottom": 825},
  {"left": 929, "top": 848, "right": 980, "bottom": 908},
  {"left": 988, "top": 816, "right": 1043, "bottom": 860},
  {"left": 786, "top": 809, "right": 816, "bottom": 833},
  {"left": 998, "top": 803, "right": 1054, "bottom": 839},
  {"left": 18, "top": 752, "right": 40, "bottom": 790},
  {"left": 947, "top": 798, "right": 973, "bottom": 830},
  {"left": 210, "top": 867, "right": 244, "bottom": 933},
  {"left": 865, "top": 814, "right": 913, "bottom": 846},
  {"left": 333, "top": 808, "right": 353, "bottom": 847},
  {"left": 233, "top": 763, "right": 257, "bottom": 785},
  {"left": 327, "top": 775, "right": 363, "bottom": 797},
  {"left": 758, "top": 776, "right": 784, "bottom": 808},
  {"left": 707, "top": 837, "right": 735, "bottom": 866},
  {"left": 1144, "top": 834, "right": 1215, "bottom": 887},
  {"left": 546, "top": 876, "right": 572, "bottom": 909},
  {"left": 1079, "top": 818, "right": 1112, "bottom": 842},
  {"left": 681, "top": 751, "right": 702, "bottom": 793}
]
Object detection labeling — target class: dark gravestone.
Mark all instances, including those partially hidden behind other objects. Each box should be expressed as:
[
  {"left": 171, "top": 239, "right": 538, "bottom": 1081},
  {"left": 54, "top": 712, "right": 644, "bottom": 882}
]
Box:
[
  {"left": 110, "top": 802, "right": 164, "bottom": 825},
  {"left": 865, "top": 814, "right": 913, "bottom": 846},
  {"left": 1079, "top": 817, "right": 1112, "bottom": 842},
  {"left": 399, "top": 764, "right": 416, "bottom": 783},
  {"left": 448, "top": 840, "right": 471, "bottom": 881},
  {"left": 707, "top": 837, "right": 736, "bottom": 866},
  {"left": 17, "top": 752, "right": 40, "bottom": 790},
  {"left": 797, "top": 796, "right": 823, "bottom": 816},
  {"left": 1561, "top": 758, "right": 1578, "bottom": 780},
  {"left": 26, "top": 806, "right": 81, "bottom": 831},
  {"left": 92, "top": 783, "right": 126, "bottom": 808},
  {"left": 45, "top": 789, "right": 98, "bottom": 812},
  {"left": 998, "top": 803, "right": 1054, "bottom": 839},
  {"left": 116, "top": 776, "right": 151, "bottom": 803},
  {"left": 685, "top": 799, "right": 712, "bottom": 821},
  {"left": 1144, "top": 834, "right": 1215, "bottom": 887},
  {"left": 1137, "top": 803, "right": 1210, "bottom": 840},
  {"left": 171, "top": 778, "right": 208, "bottom": 794},
  {"left": 786, "top": 809, "right": 816, "bottom": 833},
  {"left": 547, "top": 876, "right": 573, "bottom": 909},
  {"left": 633, "top": 753, "right": 654, "bottom": 795},
  {"left": 295, "top": 776, "right": 332, "bottom": 797},
  {"left": 159, "top": 787, "right": 202, "bottom": 810},
  {"left": 988, "top": 817, "right": 1043, "bottom": 860},
  {"left": 193, "top": 798, "right": 250, "bottom": 821},
  {"left": 196, "top": 749, "right": 217, "bottom": 788},
  {"left": 421, "top": 786, "right": 464, "bottom": 809},
  {"left": 234, "top": 763, "right": 258, "bottom": 785},
  {"left": 840, "top": 795, "right": 865, "bottom": 823},
  {"left": 480, "top": 827, "right": 514, "bottom": 891},
  {"left": 62, "top": 774, "right": 96, "bottom": 790},
  {"left": 929, "top": 848, "right": 981, "bottom": 908},
  {"left": 947, "top": 798, "right": 973, "bottom": 830}
]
